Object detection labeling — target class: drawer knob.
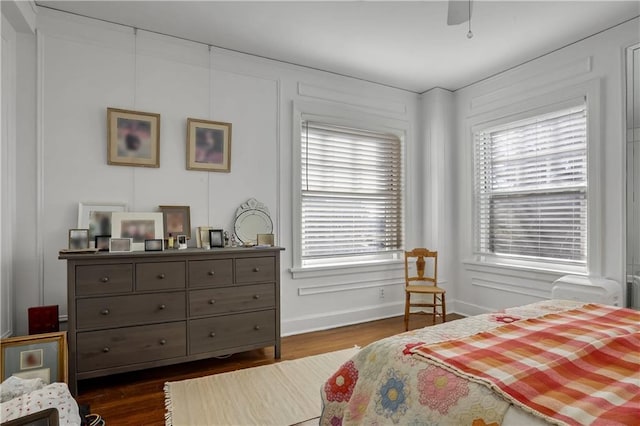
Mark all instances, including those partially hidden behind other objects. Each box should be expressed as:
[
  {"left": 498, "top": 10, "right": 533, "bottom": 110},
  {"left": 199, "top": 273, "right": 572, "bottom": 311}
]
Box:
[
  {"left": 160, "top": 339, "right": 167, "bottom": 345},
  {"left": 100, "top": 309, "right": 110, "bottom": 315},
  {"left": 209, "top": 299, "right": 216, "bottom": 305},
  {"left": 208, "top": 271, "right": 215, "bottom": 276},
  {"left": 254, "top": 325, "right": 261, "bottom": 331},
  {"left": 158, "top": 273, "right": 166, "bottom": 279},
  {"left": 159, "top": 304, "right": 166, "bottom": 310},
  {"left": 209, "top": 332, "right": 216, "bottom": 338},
  {"left": 100, "top": 277, "right": 109, "bottom": 283},
  {"left": 253, "top": 294, "right": 260, "bottom": 300},
  {"left": 253, "top": 267, "right": 260, "bottom": 272},
  {"left": 102, "top": 347, "right": 110, "bottom": 353}
]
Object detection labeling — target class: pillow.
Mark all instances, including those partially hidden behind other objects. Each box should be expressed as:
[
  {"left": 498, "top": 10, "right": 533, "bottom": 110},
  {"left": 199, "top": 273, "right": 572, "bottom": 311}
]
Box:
[
  {"left": 0, "top": 376, "right": 46, "bottom": 403},
  {"left": 0, "top": 382, "right": 81, "bottom": 425}
]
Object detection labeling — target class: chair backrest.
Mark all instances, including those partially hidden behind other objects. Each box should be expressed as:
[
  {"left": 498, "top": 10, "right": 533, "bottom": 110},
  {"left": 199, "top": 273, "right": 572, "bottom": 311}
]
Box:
[{"left": 404, "top": 248, "right": 438, "bottom": 287}]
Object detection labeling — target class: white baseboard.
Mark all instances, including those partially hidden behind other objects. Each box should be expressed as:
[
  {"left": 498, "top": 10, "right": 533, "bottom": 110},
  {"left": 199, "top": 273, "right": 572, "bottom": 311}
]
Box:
[{"left": 281, "top": 301, "right": 405, "bottom": 336}]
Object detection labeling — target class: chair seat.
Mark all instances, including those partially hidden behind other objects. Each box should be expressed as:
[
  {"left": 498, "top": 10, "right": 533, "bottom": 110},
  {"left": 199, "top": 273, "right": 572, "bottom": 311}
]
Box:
[{"left": 406, "top": 284, "right": 445, "bottom": 294}]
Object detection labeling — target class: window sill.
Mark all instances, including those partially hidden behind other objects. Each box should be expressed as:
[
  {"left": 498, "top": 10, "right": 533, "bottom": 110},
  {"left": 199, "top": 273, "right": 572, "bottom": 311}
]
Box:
[
  {"left": 290, "top": 258, "right": 403, "bottom": 279},
  {"left": 463, "top": 256, "right": 587, "bottom": 279}
]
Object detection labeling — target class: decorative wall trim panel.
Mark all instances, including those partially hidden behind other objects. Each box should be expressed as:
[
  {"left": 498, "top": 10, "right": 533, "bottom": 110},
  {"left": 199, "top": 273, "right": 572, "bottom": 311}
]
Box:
[
  {"left": 471, "top": 278, "right": 549, "bottom": 299},
  {"left": 298, "top": 279, "right": 403, "bottom": 296},
  {"left": 298, "top": 82, "right": 407, "bottom": 114},
  {"left": 470, "top": 56, "right": 592, "bottom": 113}
]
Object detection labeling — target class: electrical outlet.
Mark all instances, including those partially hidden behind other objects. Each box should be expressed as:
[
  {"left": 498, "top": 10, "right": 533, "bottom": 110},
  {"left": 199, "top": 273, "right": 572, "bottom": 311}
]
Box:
[{"left": 379, "top": 288, "right": 385, "bottom": 299}]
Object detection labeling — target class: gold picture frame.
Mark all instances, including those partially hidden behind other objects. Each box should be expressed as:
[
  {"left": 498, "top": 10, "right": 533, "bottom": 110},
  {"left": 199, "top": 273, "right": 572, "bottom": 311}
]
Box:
[
  {"left": 107, "top": 107, "right": 160, "bottom": 168},
  {"left": 1, "top": 331, "right": 68, "bottom": 384},
  {"left": 159, "top": 205, "right": 191, "bottom": 240},
  {"left": 186, "top": 118, "right": 232, "bottom": 172}
]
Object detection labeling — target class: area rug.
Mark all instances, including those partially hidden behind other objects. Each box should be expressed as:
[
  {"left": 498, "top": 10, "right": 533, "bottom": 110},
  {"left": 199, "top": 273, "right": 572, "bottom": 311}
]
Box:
[{"left": 164, "top": 347, "right": 359, "bottom": 426}]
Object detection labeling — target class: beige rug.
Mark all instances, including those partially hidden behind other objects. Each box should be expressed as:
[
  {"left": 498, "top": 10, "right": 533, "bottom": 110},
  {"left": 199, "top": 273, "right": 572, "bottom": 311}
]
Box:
[{"left": 164, "top": 347, "right": 359, "bottom": 426}]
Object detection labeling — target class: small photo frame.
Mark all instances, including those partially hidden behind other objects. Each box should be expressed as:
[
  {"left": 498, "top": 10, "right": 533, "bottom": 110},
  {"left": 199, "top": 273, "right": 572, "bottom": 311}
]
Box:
[
  {"left": 177, "top": 234, "right": 187, "bottom": 250},
  {"left": 186, "top": 118, "right": 232, "bottom": 172},
  {"left": 197, "top": 226, "right": 213, "bottom": 248},
  {"left": 159, "top": 205, "right": 191, "bottom": 240},
  {"left": 95, "top": 235, "right": 111, "bottom": 251},
  {"left": 109, "top": 238, "right": 132, "bottom": 253},
  {"left": 1, "top": 331, "right": 68, "bottom": 384},
  {"left": 68, "top": 229, "right": 89, "bottom": 250},
  {"left": 209, "top": 229, "right": 224, "bottom": 248},
  {"left": 144, "top": 239, "right": 164, "bottom": 251},
  {"left": 107, "top": 107, "right": 160, "bottom": 168},
  {"left": 257, "top": 233, "right": 275, "bottom": 246}
]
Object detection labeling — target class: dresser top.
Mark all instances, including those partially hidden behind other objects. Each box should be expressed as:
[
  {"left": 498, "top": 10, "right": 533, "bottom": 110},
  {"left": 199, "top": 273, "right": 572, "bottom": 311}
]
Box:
[{"left": 58, "top": 246, "right": 284, "bottom": 260}]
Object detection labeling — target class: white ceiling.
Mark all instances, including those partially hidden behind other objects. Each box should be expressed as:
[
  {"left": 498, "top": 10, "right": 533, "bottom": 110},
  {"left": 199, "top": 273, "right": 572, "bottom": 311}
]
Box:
[{"left": 36, "top": 1, "right": 640, "bottom": 93}]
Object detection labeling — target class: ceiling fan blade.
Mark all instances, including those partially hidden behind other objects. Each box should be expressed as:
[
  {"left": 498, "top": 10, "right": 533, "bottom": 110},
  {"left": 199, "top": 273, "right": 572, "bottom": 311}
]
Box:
[{"left": 447, "top": 0, "right": 473, "bottom": 25}]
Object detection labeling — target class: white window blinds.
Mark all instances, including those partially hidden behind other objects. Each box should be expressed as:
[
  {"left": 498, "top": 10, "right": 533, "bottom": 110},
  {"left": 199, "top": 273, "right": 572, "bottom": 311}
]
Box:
[
  {"left": 474, "top": 102, "right": 587, "bottom": 263},
  {"left": 301, "top": 121, "right": 403, "bottom": 263}
]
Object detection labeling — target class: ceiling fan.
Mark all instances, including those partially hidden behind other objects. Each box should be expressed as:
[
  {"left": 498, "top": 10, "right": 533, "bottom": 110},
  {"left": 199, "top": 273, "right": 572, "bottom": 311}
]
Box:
[{"left": 447, "top": 0, "right": 474, "bottom": 38}]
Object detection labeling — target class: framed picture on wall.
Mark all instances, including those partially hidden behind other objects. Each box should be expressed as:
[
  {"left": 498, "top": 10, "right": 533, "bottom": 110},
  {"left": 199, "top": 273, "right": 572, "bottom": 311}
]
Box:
[
  {"left": 0, "top": 332, "right": 68, "bottom": 384},
  {"left": 107, "top": 107, "right": 160, "bottom": 168},
  {"left": 186, "top": 118, "right": 232, "bottom": 172}
]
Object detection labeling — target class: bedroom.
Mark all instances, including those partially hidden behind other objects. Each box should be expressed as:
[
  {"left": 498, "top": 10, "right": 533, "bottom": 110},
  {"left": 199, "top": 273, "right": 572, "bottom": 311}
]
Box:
[{"left": 1, "top": 0, "right": 639, "bottom": 424}]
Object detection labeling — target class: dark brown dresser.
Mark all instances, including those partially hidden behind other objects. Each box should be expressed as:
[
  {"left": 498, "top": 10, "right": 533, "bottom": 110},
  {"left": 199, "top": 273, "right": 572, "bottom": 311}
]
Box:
[{"left": 59, "top": 247, "right": 283, "bottom": 395}]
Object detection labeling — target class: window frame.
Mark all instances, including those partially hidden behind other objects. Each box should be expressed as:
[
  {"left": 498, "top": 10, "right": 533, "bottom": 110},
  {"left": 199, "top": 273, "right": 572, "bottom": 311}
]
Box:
[
  {"left": 291, "top": 101, "right": 408, "bottom": 278},
  {"left": 468, "top": 80, "right": 602, "bottom": 276}
]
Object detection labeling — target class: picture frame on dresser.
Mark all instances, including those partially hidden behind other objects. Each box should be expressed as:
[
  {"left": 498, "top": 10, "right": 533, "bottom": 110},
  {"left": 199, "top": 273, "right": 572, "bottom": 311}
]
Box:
[
  {"left": 0, "top": 331, "right": 68, "bottom": 384},
  {"left": 209, "top": 229, "right": 224, "bottom": 248},
  {"left": 111, "top": 212, "right": 164, "bottom": 251},
  {"left": 77, "top": 202, "right": 127, "bottom": 247},
  {"left": 109, "top": 237, "right": 132, "bottom": 252},
  {"left": 94, "top": 235, "right": 111, "bottom": 251},
  {"left": 107, "top": 107, "right": 160, "bottom": 168},
  {"left": 68, "top": 229, "right": 89, "bottom": 250},
  {"left": 159, "top": 205, "right": 191, "bottom": 240}
]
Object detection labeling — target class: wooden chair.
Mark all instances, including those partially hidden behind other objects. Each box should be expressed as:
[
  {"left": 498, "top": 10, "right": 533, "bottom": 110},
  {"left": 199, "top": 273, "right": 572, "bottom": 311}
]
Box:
[{"left": 404, "top": 248, "right": 446, "bottom": 331}]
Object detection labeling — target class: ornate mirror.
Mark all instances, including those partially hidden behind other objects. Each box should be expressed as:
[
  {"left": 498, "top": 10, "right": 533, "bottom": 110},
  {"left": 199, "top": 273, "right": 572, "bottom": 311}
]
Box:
[{"left": 233, "top": 198, "right": 273, "bottom": 245}]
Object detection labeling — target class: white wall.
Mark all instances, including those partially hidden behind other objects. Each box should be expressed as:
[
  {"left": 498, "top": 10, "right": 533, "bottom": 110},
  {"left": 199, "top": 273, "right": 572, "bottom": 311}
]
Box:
[
  {"left": 451, "top": 18, "right": 640, "bottom": 316},
  {"left": 10, "top": 7, "right": 419, "bottom": 336}
]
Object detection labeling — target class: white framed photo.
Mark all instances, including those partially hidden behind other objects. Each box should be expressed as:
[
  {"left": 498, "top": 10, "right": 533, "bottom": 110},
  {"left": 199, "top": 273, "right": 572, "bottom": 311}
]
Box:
[
  {"left": 111, "top": 212, "right": 163, "bottom": 251},
  {"left": 77, "top": 202, "right": 127, "bottom": 247}
]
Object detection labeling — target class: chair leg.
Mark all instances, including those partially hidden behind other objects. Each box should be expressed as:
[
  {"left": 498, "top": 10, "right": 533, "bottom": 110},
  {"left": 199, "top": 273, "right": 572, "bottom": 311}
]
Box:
[
  {"left": 404, "top": 292, "right": 410, "bottom": 331},
  {"left": 432, "top": 294, "right": 437, "bottom": 324},
  {"left": 441, "top": 293, "right": 446, "bottom": 323}
]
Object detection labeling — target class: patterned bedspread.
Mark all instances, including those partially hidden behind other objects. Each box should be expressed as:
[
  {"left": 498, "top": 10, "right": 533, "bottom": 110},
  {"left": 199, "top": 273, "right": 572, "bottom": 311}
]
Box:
[{"left": 319, "top": 300, "right": 635, "bottom": 425}]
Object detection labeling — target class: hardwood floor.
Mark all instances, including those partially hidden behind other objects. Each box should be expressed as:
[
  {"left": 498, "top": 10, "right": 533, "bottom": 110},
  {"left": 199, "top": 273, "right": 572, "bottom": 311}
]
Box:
[{"left": 76, "top": 313, "right": 462, "bottom": 425}]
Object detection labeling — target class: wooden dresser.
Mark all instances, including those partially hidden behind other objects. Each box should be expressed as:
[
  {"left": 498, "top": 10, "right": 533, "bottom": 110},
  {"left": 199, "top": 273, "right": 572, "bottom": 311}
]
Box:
[{"left": 59, "top": 247, "right": 283, "bottom": 395}]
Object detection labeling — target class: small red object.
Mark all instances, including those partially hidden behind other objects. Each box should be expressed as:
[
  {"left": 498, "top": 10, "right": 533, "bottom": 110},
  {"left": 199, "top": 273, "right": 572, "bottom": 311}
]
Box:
[{"left": 28, "top": 305, "right": 59, "bottom": 335}]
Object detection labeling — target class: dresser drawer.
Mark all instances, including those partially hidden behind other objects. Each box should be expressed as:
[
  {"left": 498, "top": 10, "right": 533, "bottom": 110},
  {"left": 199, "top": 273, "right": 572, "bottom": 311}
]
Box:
[
  {"left": 76, "top": 264, "right": 133, "bottom": 296},
  {"left": 76, "top": 292, "right": 186, "bottom": 330},
  {"left": 189, "top": 283, "right": 275, "bottom": 317},
  {"left": 76, "top": 322, "right": 186, "bottom": 373},
  {"left": 188, "top": 259, "right": 233, "bottom": 287},
  {"left": 136, "top": 261, "right": 185, "bottom": 291},
  {"left": 235, "top": 257, "right": 275, "bottom": 284},
  {"left": 189, "top": 310, "right": 275, "bottom": 355}
]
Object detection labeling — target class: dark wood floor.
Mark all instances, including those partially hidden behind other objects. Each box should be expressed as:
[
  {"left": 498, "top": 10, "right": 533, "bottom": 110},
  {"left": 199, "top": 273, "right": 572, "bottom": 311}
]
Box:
[{"left": 76, "top": 313, "right": 462, "bottom": 425}]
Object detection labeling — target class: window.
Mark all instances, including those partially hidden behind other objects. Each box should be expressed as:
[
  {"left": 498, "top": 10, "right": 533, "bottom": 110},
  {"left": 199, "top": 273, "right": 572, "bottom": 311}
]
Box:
[
  {"left": 474, "top": 101, "right": 587, "bottom": 265},
  {"left": 299, "top": 120, "right": 403, "bottom": 268}
]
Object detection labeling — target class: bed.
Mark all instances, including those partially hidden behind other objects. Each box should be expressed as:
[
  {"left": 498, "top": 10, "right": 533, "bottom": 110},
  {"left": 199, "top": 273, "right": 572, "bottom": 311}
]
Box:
[{"left": 320, "top": 300, "right": 639, "bottom": 425}]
